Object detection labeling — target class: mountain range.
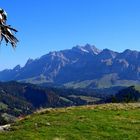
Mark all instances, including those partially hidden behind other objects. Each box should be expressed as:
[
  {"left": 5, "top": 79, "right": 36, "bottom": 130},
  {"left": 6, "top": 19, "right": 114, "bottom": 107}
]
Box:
[{"left": 0, "top": 44, "right": 140, "bottom": 89}]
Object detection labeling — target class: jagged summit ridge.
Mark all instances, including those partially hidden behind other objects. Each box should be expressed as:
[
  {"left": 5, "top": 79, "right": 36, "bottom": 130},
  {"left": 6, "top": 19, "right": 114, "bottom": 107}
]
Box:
[
  {"left": 72, "top": 44, "right": 101, "bottom": 55},
  {"left": 0, "top": 44, "right": 140, "bottom": 88}
]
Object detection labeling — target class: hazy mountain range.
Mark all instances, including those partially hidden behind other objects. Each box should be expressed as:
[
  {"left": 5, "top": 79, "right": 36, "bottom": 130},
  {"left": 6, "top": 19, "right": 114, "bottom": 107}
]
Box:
[{"left": 0, "top": 44, "right": 140, "bottom": 89}]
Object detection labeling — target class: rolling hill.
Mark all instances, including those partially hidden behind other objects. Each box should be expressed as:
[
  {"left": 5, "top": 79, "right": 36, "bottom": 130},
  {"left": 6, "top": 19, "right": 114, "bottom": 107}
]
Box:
[
  {"left": 0, "top": 81, "right": 104, "bottom": 124},
  {"left": 0, "top": 103, "right": 140, "bottom": 140}
]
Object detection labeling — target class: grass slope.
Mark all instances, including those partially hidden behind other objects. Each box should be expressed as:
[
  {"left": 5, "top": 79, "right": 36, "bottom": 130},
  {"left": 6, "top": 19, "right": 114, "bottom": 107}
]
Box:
[{"left": 0, "top": 103, "right": 140, "bottom": 140}]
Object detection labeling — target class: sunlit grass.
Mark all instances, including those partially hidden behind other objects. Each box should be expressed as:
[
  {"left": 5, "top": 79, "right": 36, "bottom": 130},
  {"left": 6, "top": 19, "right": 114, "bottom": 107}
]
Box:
[{"left": 0, "top": 103, "right": 140, "bottom": 140}]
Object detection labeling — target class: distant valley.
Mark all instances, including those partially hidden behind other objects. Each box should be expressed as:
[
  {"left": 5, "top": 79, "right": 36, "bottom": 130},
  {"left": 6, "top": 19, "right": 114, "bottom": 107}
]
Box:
[
  {"left": 0, "top": 82, "right": 140, "bottom": 125},
  {"left": 0, "top": 81, "right": 104, "bottom": 124}
]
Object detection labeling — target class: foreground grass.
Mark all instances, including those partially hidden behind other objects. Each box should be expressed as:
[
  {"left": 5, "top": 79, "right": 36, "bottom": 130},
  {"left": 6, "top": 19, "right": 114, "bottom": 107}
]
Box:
[{"left": 0, "top": 103, "right": 140, "bottom": 140}]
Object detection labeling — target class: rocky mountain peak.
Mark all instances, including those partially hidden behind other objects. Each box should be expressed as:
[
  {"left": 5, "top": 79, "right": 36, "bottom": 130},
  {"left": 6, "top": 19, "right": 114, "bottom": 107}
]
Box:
[
  {"left": 13, "top": 65, "right": 21, "bottom": 71},
  {"left": 99, "top": 48, "right": 118, "bottom": 59},
  {"left": 72, "top": 44, "right": 101, "bottom": 55},
  {"left": 25, "top": 58, "right": 34, "bottom": 66}
]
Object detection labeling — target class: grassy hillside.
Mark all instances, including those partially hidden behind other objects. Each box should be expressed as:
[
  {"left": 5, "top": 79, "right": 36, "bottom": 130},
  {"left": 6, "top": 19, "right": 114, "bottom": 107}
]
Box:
[{"left": 0, "top": 103, "right": 140, "bottom": 140}]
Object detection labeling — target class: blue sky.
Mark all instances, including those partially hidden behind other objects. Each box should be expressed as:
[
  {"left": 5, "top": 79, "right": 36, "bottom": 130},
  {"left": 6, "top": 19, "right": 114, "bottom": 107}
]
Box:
[{"left": 0, "top": 0, "right": 140, "bottom": 70}]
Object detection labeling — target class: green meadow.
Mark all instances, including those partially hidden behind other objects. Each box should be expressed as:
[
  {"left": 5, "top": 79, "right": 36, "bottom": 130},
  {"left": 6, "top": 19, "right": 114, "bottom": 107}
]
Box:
[{"left": 0, "top": 103, "right": 140, "bottom": 140}]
